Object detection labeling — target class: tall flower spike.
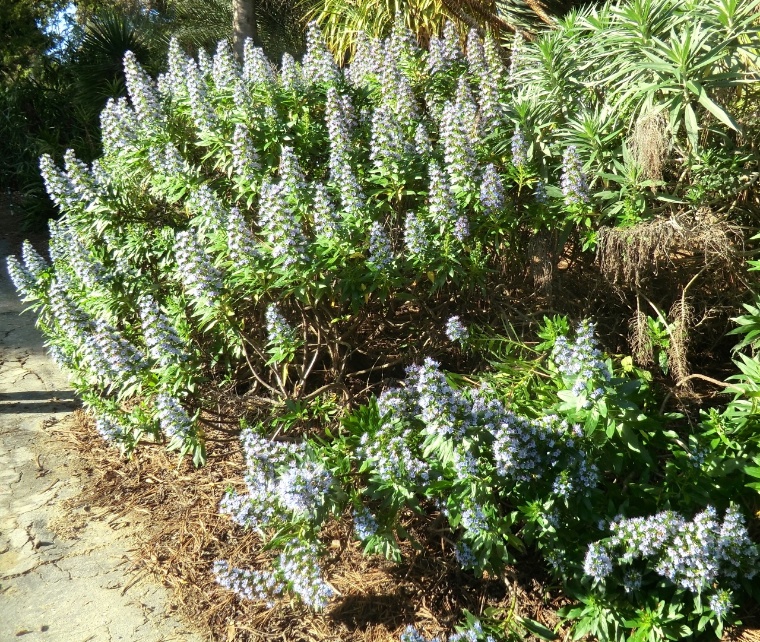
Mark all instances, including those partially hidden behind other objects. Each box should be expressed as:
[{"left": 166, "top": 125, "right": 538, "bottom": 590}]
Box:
[
  {"left": 187, "top": 184, "right": 229, "bottom": 237},
  {"left": 226, "top": 206, "right": 260, "bottom": 268},
  {"left": 212, "top": 40, "right": 239, "bottom": 93},
  {"left": 404, "top": 211, "right": 431, "bottom": 260},
  {"left": 428, "top": 161, "right": 462, "bottom": 237},
  {"left": 347, "top": 32, "right": 380, "bottom": 87},
  {"left": 326, "top": 87, "right": 364, "bottom": 213},
  {"left": 21, "top": 240, "right": 48, "bottom": 279},
  {"left": 466, "top": 29, "right": 487, "bottom": 82},
  {"left": 185, "top": 59, "right": 217, "bottom": 133},
  {"left": 480, "top": 164, "right": 505, "bottom": 211},
  {"left": 440, "top": 80, "right": 479, "bottom": 191},
  {"left": 39, "top": 154, "right": 76, "bottom": 212},
  {"left": 511, "top": 126, "right": 528, "bottom": 167},
  {"left": 155, "top": 393, "right": 194, "bottom": 442},
  {"left": 280, "top": 53, "right": 302, "bottom": 91},
  {"left": 258, "top": 179, "right": 307, "bottom": 268},
  {"left": 561, "top": 146, "right": 590, "bottom": 206},
  {"left": 161, "top": 37, "right": 190, "bottom": 100},
  {"left": 6, "top": 256, "right": 36, "bottom": 298},
  {"left": 99, "top": 97, "right": 139, "bottom": 156},
  {"left": 63, "top": 149, "right": 97, "bottom": 204},
  {"left": 123, "top": 50, "right": 164, "bottom": 131},
  {"left": 175, "top": 229, "right": 223, "bottom": 302},
  {"left": 243, "top": 38, "right": 275, "bottom": 86},
  {"left": 508, "top": 31, "right": 523, "bottom": 85},
  {"left": 312, "top": 183, "right": 340, "bottom": 241},
  {"left": 302, "top": 22, "right": 339, "bottom": 85},
  {"left": 367, "top": 221, "right": 393, "bottom": 270},
  {"left": 138, "top": 294, "right": 187, "bottom": 367},
  {"left": 232, "top": 123, "right": 261, "bottom": 179}
]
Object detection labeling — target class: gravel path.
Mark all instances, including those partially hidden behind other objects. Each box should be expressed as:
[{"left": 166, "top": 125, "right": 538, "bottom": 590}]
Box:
[{"left": 0, "top": 208, "right": 204, "bottom": 642}]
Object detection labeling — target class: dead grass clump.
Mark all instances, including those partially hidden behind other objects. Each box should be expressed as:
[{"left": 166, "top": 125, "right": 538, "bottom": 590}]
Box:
[
  {"left": 629, "top": 110, "right": 669, "bottom": 182},
  {"left": 596, "top": 211, "right": 741, "bottom": 287},
  {"left": 61, "top": 409, "right": 565, "bottom": 642},
  {"left": 628, "top": 309, "right": 654, "bottom": 366}
]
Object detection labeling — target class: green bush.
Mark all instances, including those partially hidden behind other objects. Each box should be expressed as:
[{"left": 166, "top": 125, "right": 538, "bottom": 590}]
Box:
[{"left": 6, "top": 9, "right": 760, "bottom": 641}]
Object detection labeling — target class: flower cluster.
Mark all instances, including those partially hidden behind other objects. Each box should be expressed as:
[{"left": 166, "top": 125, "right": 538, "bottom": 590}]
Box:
[
  {"left": 492, "top": 414, "right": 598, "bottom": 497},
  {"left": 561, "top": 145, "right": 590, "bottom": 206},
  {"left": 353, "top": 507, "right": 379, "bottom": 540},
  {"left": 302, "top": 22, "right": 340, "bottom": 85},
  {"left": 427, "top": 21, "right": 462, "bottom": 74},
  {"left": 584, "top": 506, "right": 759, "bottom": 594},
  {"left": 225, "top": 206, "right": 260, "bottom": 268},
  {"left": 367, "top": 221, "right": 394, "bottom": 270},
  {"left": 138, "top": 294, "right": 186, "bottom": 367},
  {"left": 231, "top": 123, "right": 261, "bottom": 179},
  {"left": 265, "top": 303, "right": 299, "bottom": 353},
  {"left": 399, "top": 625, "right": 440, "bottom": 642},
  {"left": 404, "top": 211, "right": 431, "bottom": 260},
  {"left": 187, "top": 184, "right": 228, "bottom": 237},
  {"left": 155, "top": 394, "right": 193, "bottom": 442},
  {"left": 123, "top": 51, "right": 164, "bottom": 131},
  {"left": 211, "top": 40, "right": 239, "bottom": 95},
  {"left": 185, "top": 58, "right": 217, "bottom": 133},
  {"left": 258, "top": 178, "right": 308, "bottom": 269},
  {"left": 312, "top": 183, "right": 340, "bottom": 241},
  {"left": 511, "top": 126, "right": 528, "bottom": 168},
  {"left": 39, "top": 154, "right": 78, "bottom": 213},
  {"left": 326, "top": 87, "right": 364, "bottom": 213},
  {"left": 409, "top": 358, "right": 472, "bottom": 439},
  {"left": 243, "top": 38, "right": 275, "bottom": 87},
  {"left": 280, "top": 53, "right": 302, "bottom": 91},
  {"left": 479, "top": 164, "right": 505, "bottom": 212},
  {"left": 94, "top": 410, "right": 128, "bottom": 443},
  {"left": 445, "top": 316, "right": 469, "bottom": 344},
  {"left": 428, "top": 162, "right": 467, "bottom": 241},
  {"left": 357, "top": 425, "right": 427, "bottom": 486},
  {"left": 551, "top": 321, "right": 611, "bottom": 401},
  {"left": 440, "top": 80, "right": 479, "bottom": 192},
  {"left": 100, "top": 97, "right": 139, "bottom": 156},
  {"left": 82, "top": 319, "right": 146, "bottom": 387},
  {"left": 277, "top": 461, "right": 333, "bottom": 517},
  {"left": 450, "top": 620, "right": 496, "bottom": 642},
  {"left": 213, "top": 559, "right": 285, "bottom": 607},
  {"left": 175, "top": 230, "right": 223, "bottom": 302}
]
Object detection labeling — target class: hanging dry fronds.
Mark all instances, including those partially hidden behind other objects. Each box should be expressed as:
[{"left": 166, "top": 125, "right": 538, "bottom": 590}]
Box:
[
  {"left": 628, "top": 309, "right": 653, "bottom": 366},
  {"left": 629, "top": 110, "right": 670, "bottom": 182},
  {"left": 667, "top": 297, "right": 694, "bottom": 387}
]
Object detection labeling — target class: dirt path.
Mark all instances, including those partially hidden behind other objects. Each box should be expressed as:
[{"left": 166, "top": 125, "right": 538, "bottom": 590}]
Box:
[{"left": 0, "top": 204, "right": 204, "bottom": 642}]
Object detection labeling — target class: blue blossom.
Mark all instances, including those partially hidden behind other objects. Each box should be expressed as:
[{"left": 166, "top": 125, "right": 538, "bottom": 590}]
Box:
[
  {"left": 211, "top": 40, "right": 239, "bottom": 94},
  {"left": 428, "top": 162, "right": 465, "bottom": 238},
  {"left": 427, "top": 21, "right": 462, "bottom": 74},
  {"left": 302, "top": 22, "right": 339, "bottom": 85},
  {"left": 148, "top": 142, "right": 192, "bottom": 180},
  {"left": 460, "top": 503, "right": 488, "bottom": 537},
  {"left": 213, "top": 559, "right": 284, "bottom": 607},
  {"left": 226, "top": 206, "right": 260, "bottom": 268},
  {"left": 187, "top": 184, "right": 228, "bottom": 237},
  {"left": 258, "top": 177, "right": 307, "bottom": 269},
  {"left": 466, "top": 28, "right": 487, "bottom": 82},
  {"left": 39, "top": 154, "right": 77, "bottom": 212},
  {"left": 588, "top": 506, "right": 760, "bottom": 593},
  {"left": 280, "top": 53, "right": 302, "bottom": 91},
  {"left": 367, "top": 221, "right": 393, "bottom": 270},
  {"left": 175, "top": 229, "right": 223, "bottom": 302},
  {"left": 95, "top": 411, "right": 128, "bottom": 443},
  {"left": 138, "top": 294, "right": 186, "bottom": 367},
  {"left": 63, "top": 149, "right": 97, "bottom": 204},
  {"left": 346, "top": 32, "right": 381, "bottom": 87},
  {"left": 709, "top": 590, "right": 733, "bottom": 619},
  {"left": 231, "top": 123, "right": 261, "bottom": 178},
  {"left": 155, "top": 393, "right": 194, "bottom": 442},
  {"left": 551, "top": 321, "right": 611, "bottom": 401},
  {"left": 584, "top": 541, "right": 613, "bottom": 579},
  {"left": 265, "top": 303, "right": 299, "bottom": 356},
  {"left": 357, "top": 425, "right": 427, "bottom": 485},
  {"left": 440, "top": 80, "right": 479, "bottom": 191},
  {"left": 197, "top": 48, "right": 212, "bottom": 78},
  {"left": 312, "top": 183, "right": 340, "bottom": 241},
  {"left": 408, "top": 358, "right": 471, "bottom": 439},
  {"left": 278, "top": 539, "right": 334, "bottom": 609},
  {"left": 6, "top": 255, "right": 36, "bottom": 299},
  {"left": 399, "top": 625, "right": 439, "bottom": 642},
  {"left": 508, "top": 32, "right": 523, "bottom": 85},
  {"left": 511, "top": 126, "right": 528, "bottom": 167},
  {"left": 534, "top": 179, "right": 548, "bottom": 204},
  {"left": 277, "top": 461, "right": 333, "bottom": 517},
  {"left": 81, "top": 319, "right": 146, "bottom": 386},
  {"left": 353, "top": 507, "right": 379, "bottom": 540},
  {"left": 326, "top": 87, "right": 364, "bottom": 213},
  {"left": 454, "top": 541, "right": 477, "bottom": 568},
  {"left": 185, "top": 58, "right": 217, "bottom": 133},
  {"left": 243, "top": 38, "right": 275, "bottom": 87},
  {"left": 123, "top": 50, "right": 165, "bottom": 131},
  {"left": 159, "top": 37, "right": 190, "bottom": 101},
  {"left": 449, "top": 620, "right": 485, "bottom": 642},
  {"left": 99, "top": 97, "right": 139, "bottom": 156},
  {"left": 480, "top": 164, "right": 505, "bottom": 211},
  {"left": 561, "top": 146, "right": 590, "bottom": 206},
  {"left": 445, "top": 316, "right": 469, "bottom": 343},
  {"left": 404, "top": 211, "right": 431, "bottom": 259}
]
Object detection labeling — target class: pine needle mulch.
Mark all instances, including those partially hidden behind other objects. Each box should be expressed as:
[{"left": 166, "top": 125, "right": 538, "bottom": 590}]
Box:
[{"left": 57, "top": 409, "right": 565, "bottom": 642}]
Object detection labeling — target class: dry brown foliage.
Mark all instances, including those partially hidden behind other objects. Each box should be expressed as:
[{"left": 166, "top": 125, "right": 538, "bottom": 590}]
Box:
[{"left": 629, "top": 110, "right": 670, "bottom": 182}]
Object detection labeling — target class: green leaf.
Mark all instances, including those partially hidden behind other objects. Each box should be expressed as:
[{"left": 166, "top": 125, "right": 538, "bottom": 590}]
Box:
[{"left": 518, "top": 616, "right": 558, "bottom": 640}]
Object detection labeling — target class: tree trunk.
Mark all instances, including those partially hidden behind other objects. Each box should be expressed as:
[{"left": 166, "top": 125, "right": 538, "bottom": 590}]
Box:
[{"left": 232, "top": 0, "right": 257, "bottom": 61}]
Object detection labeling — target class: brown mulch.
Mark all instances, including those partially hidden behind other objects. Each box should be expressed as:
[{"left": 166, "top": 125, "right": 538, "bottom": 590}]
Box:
[{"left": 58, "top": 410, "right": 565, "bottom": 642}]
